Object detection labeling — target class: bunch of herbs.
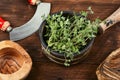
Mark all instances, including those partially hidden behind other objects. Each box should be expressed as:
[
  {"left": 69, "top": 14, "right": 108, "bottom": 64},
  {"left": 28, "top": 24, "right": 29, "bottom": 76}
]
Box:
[{"left": 44, "top": 7, "right": 101, "bottom": 66}]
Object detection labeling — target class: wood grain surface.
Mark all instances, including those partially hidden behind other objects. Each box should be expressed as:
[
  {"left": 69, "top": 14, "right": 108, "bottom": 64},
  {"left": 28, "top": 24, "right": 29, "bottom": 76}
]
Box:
[
  {"left": 0, "top": 0, "right": 120, "bottom": 80},
  {"left": 96, "top": 48, "right": 120, "bottom": 80}
]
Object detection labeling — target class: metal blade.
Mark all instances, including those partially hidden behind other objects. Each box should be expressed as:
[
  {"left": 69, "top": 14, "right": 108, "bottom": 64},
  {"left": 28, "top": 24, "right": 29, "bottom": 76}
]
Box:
[{"left": 10, "top": 3, "right": 51, "bottom": 41}]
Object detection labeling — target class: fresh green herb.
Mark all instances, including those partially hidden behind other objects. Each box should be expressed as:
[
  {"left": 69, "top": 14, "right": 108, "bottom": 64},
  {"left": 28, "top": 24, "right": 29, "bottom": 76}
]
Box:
[{"left": 44, "top": 7, "right": 101, "bottom": 66}]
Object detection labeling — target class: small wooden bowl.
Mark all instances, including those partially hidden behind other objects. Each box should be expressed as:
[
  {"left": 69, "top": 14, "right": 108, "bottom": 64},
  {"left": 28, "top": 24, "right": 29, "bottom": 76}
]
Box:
[
  {"left": 0, "top": 40, "right": 32, "bottom": 80},
  {"left": 96, "top": 48, "right": 120, "bottom": 80}
]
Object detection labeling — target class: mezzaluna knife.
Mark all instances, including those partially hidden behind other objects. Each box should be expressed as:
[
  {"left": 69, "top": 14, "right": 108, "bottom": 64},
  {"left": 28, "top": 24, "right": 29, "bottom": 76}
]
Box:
[{"left": 0, "top": 0, "right": 51, "bottom": 41}]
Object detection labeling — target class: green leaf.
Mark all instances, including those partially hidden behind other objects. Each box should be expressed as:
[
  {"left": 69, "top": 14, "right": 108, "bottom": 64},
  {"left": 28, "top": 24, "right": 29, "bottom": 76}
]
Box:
[{"left": 87, "top": 6, "right": 94, "bottom": 14}]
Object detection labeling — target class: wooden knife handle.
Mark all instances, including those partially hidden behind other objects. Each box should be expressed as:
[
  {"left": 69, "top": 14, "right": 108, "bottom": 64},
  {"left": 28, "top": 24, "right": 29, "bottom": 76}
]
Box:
[
  {"left": 99, "top": 7, "right": 120, "bottom": 33},
  {"left": 28, "top": 0, "right": 41, "bottom": 5},
  {"left": 0, "top": 17, "right": 12, "bottom": 32}
]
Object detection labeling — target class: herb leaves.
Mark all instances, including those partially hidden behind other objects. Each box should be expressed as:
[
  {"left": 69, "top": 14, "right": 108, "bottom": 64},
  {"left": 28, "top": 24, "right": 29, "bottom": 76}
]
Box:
[{"left": 44, "top": 8, "right": 101, "bottom": 66}]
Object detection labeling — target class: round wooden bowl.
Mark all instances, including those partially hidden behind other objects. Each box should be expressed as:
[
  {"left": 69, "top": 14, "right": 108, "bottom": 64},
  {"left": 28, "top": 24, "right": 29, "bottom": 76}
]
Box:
[{"left": 0, "top": 40, "right": 32, "bottom": 80}]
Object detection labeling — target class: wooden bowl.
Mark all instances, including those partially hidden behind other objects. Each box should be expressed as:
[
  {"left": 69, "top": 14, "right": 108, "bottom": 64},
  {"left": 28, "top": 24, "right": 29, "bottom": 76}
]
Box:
[
  {"left": 96, "top": 48, "right": 120, "bottom": 80},
  {"left": 0, "top": 40, "right": 32, "bottom": 80}
]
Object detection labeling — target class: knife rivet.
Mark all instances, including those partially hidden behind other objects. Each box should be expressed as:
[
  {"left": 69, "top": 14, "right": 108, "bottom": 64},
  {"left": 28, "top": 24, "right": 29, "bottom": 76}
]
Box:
[
  {"left": 36, "top": 0, "right": 41, "bottom": 5},
  {"left": 6, "top": 26, "right": 13, "bottom": 32},
  {"left": 28, "top": 0, "right": 41, "bottom": 5}
]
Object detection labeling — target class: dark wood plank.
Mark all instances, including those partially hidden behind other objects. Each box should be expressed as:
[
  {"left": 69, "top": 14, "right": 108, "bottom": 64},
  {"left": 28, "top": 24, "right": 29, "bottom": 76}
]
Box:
[{"left": 0, "top": 0, "right": 120, "bottom": 80}]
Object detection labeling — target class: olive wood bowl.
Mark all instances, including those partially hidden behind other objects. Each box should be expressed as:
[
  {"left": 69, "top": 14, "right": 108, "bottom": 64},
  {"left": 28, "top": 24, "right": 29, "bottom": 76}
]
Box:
[
  {"left": 0, "top": 40, "right": 32, "bottom": 80},
  {"left": 96, "top": 48, "right": 120, "bottom": 80}
]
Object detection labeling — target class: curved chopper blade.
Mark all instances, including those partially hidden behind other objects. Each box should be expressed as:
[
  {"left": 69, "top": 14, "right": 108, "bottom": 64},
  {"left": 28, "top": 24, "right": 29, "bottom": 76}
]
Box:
[{"left": 10, "top": 3, "right": 51, "bottom": 41}]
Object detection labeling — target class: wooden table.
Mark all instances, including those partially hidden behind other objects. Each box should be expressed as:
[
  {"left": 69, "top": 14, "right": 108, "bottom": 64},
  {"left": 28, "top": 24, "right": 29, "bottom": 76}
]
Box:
[{"left": 0, "top": 0, "right": 120, "bottom": 80}]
